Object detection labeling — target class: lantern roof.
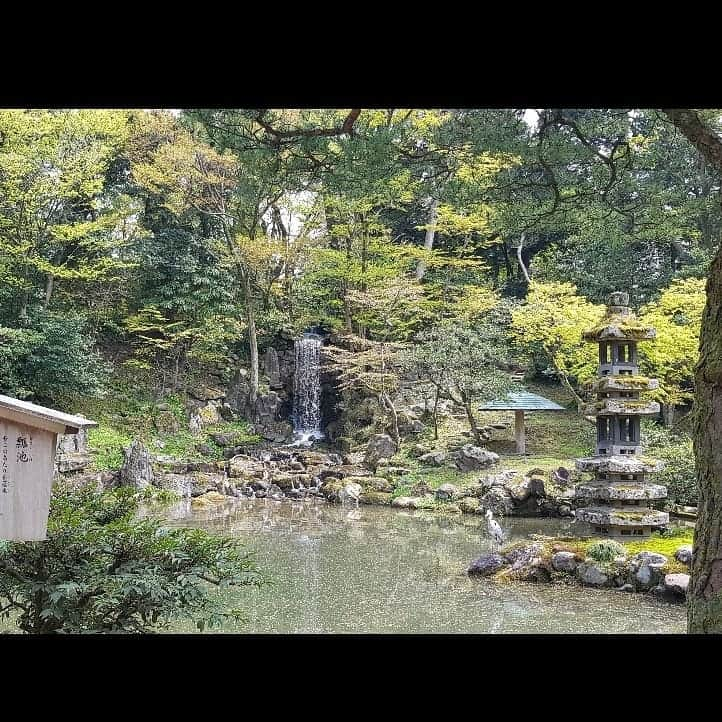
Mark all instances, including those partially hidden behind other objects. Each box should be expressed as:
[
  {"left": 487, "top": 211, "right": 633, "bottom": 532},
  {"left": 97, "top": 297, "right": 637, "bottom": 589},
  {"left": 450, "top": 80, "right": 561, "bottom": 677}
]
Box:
[{"left": 478, "top": 391, "right": 565, "bottom": 411}]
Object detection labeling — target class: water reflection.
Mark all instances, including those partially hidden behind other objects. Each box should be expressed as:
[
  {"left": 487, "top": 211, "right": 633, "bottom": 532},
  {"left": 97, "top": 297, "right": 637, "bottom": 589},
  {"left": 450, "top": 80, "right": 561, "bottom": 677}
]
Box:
[{"left": 153, "top": 498, "right": 686, "bottom": 634}]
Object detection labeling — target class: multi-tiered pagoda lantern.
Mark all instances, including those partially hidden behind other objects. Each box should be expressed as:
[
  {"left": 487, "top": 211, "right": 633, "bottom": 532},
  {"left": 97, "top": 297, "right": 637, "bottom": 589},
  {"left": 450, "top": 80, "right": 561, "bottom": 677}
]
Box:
[{"left": 573, "top": 292, "right": 669, "bottom": 538}]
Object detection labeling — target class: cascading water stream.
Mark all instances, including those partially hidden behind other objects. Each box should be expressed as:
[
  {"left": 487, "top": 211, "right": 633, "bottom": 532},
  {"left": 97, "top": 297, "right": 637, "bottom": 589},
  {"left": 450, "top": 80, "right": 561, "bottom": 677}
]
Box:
[{"left": 291, "top": 333, "right": 324, "bottom": 445}]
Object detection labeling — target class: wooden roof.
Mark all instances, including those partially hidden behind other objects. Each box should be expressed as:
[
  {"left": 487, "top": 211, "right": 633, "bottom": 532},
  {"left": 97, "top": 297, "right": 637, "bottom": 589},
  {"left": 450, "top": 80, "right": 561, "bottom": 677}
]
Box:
[
  {"left": 478, "top": 391, "right": 566, "bottom": 412},
  {"left": 0, "top": 394, "right": 97, "bottom": 435}
]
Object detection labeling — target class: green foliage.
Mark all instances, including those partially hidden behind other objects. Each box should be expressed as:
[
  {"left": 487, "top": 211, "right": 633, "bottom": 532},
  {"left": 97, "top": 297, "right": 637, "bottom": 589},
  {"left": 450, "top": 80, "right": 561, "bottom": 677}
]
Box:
[
  {"left": 407, "top": 319, "right": 515, "bottom": 406},
  {"left": 512, "top": 281, "right": 604, "bottom": 394},
  {"left": 622, "top": 528, "right": 694, "bottom": 572},
  {"left": 0, "top": 325, "right": 39, "bottom": 399},
  {"left": 642, "top": 422, "right": 697, "bottom": 506},
  {"left": 0, "top": 110, "right": 132, "bottom": 307},
  {"left": 639, "top": 277, "right": 705, "bottom": 407},
  {"left": 87, "top": 426, "right": 132, "bottom": 471},
  {"left": 0, "top": 486, "right": 262, "bottom": 633},
  {"left": 0, "top": 312, "right": 108, "bottom": 405},
  {"left": 81, "top": 374, "right": 260, "bottom": 470},
  {"left": 586, "top": 539, "right": 626, "bottom": 563}
]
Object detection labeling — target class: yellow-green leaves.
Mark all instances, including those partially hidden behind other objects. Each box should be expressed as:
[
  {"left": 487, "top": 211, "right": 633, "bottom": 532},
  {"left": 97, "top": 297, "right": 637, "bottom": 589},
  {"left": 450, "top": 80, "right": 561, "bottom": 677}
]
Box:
[
  {"left": 639, "top": 278, "right": 705, "bottom": 405},
  {"left": 454, "top": 285, "right": 501, "bottom": 321},
  {"left": 512, "top": 281, "right": 605, "bottom": 386},
  {"left": 0, "top": 109, "right": 131, "bottom": 299},
  {"left": 132, "top": 127, "right": 238, "bottom": 217}
]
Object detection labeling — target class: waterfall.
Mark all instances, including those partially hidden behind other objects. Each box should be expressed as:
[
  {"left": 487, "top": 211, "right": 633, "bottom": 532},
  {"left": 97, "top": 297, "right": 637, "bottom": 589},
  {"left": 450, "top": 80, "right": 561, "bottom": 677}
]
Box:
[{"left": 291, "top": 333, "right": 323, "bottom": 445}]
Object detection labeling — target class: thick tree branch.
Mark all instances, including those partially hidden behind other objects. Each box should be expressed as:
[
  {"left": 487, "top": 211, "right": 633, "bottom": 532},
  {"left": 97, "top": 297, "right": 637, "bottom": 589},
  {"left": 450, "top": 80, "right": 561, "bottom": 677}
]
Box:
[
  {"left": 254, "top": 109, "right": 362, "bottom": 141},
  {"left": 663, "top": 109, "right": 722, "bottom": 172}
]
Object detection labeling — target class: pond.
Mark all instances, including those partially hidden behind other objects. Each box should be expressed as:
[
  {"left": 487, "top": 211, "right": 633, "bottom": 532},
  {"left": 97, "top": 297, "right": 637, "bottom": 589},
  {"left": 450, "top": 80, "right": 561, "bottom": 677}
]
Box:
[{"left": 157, "top": 498, "right": 687, "bottom": 634}]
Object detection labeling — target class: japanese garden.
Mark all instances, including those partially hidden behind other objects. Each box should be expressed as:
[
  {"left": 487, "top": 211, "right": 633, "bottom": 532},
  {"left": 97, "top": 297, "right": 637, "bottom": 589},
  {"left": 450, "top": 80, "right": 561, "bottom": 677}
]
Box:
[{"left": 1, "top": 108, "right": 721, "bottom": 634}]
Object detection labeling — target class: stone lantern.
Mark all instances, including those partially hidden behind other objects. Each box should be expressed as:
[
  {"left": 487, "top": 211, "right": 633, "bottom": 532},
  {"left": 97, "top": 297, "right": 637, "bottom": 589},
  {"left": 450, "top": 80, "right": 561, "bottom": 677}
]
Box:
[{"left": 573, "top": 292, "right": 669, "bottom": 538}]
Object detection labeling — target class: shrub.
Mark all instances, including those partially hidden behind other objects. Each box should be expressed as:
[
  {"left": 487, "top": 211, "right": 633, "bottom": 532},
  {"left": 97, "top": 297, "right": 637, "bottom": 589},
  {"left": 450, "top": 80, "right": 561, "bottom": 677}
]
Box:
[
  {"left": 0, "top": 313, "right": 108, "bottom": 405},
  {"left": 587, "top": 539, "right": 626, "bottom": 563},
  {"left": 0, "top": 486, "right": 262, "bottom": 633},
  {"left": 642, "top": 423, "right": 697, "bottom": 506}
]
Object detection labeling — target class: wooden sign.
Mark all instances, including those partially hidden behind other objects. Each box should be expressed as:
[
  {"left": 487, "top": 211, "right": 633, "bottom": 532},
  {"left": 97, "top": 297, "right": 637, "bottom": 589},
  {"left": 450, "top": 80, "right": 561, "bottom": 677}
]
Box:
[{"left": 0, "top": 395, "right": 97, "bottom": 541}]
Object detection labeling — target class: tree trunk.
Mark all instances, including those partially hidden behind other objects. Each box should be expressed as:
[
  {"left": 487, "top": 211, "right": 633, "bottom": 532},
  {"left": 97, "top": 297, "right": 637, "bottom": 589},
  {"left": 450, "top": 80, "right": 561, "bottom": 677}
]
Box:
[
  {"left": 663, "top": 109, "right": 722, "bottom": 633},
  {"left": 416, "top": 197, "right": 439, "bottom": 280},
  {"left": 243, "top": 272, "right": 259, "bottom": 415},
  {"left": 18, "top": 289, "right": 28, "bottom": 323},
  {"left": 358, "top": 227, "right": 368, "bottom": 339},
  {"left": 343, "top": 235, "right": 353, "bottom": 333},
  {"left": 516, "top": 233, "right": 532, "bottom": 283},
  {"left": 460, "top": 390, "right": 482, "bottom": 445},
  {"left": 433, "top": 386, "right": 440, "bottom": 441},
  {"left": 687, "top": 245, "right": 722, "bottom": 632},
  {"left": 662, "top": 403, "right": 676, "bottom": 428},
  {"left": 44, "top": 274, "right": 54, "bottom": 309},
  {"left": 380, "top": 392, "right": 400, "bottom": 446}
]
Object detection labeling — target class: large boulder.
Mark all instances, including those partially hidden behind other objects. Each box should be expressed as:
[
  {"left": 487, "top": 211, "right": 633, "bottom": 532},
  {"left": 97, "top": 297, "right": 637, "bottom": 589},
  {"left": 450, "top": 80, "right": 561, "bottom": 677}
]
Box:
[
  {"left": 456, "top": 445, "right": 499, "bottom": 473},
  {"left": 55, "top": 425, "right": 92, "bottom": 474},
  {"left": 188, "top": 386, "right": 225, "bottom": 402},
  {"left": 197, "top": 402, "right": 222, "bottom": 427},
  {"left": 119, "top": 439, "right": 155, "bottom": 489},
  {"left": 157, "top": 472, "right": 225, "bottom": 498},
  {"left": 153, "top": 410, "right": 180, "bottom": 434},
  {"left": 435, "top": 483, "right": 459, "bottom": 501},
  {"left": 507, "top": 476, "right": 532, "bottom": 503},
  {"left": 467, "top": 553, "right": 507, "bottom": 577},
  {"left": 577, "top": 561, "right": 609, "bottom": 587},
  {"left": 57, "top": 426, "right": 89, "bottom": 455},
  {"left": 363, "top": 434, "right": 398, "bottom": 470},
  {"left": 551, "top": 551, "right": 578, "bottom": 573},
  {"left": 480, "top": 470, "right": 517, "bottom": 492},
  {"left": 630, "top": 551, "right": 668, "bottom": 567},
  {"left": 191, "top": 491, "right": 228, "bottom": 508},
  {"left": 505, "top": 542, "right": 545, "bottom": 569},
  {"left": 551, "top": 466, "right": 572, "bottom": 485},
  {"left": 359, "top": 491, "right": 392, "bottom": 505},
  {"left": 250, "top": 392, "right": 293, "bottom": 442},
  {"left": 419, "top": 451, "right": 447, "bottom": 466},
  {"left": 56, "top": 454, "right": 93, "bottom": 473},
  {"left": 210, "top": 431, "right": 248, "bottom": 448},
  {"left": 391, "top": 496, "right": 420, "bottom": 509},
  {"left": 338, "top": 482, "right": 363, "bottom": 505},
  {"left": 664, "top": 573, "right": 690, "bottom": 597},
  {"left": 458, "top": 497, "right": 481, "bottom": 514},
  {"left": 528, "top": 477, "right": 546, "bottom": 498},
  {"left": 674, "top": 545, "right": 693, "bottom": 566},
  {"left": 320, "top": 478, "right": 345, "bottom": 500},
  {"left": 501, "top": 542, "right": 549, "bottom": 582},
  {"left": 346, "top": 476, "right": 394, "bottom": 493},
  {"left": 480, "top": 486, "right": 514, "bottom": 516},
  {"left": 264, "top": 347, "right": 283, "bottom": 389},
  {"left": 633, "top": 562, "right": 667, "bottom": 591},
  {"left": 228, "top": 455, "right": 263, "bottom": 480}
]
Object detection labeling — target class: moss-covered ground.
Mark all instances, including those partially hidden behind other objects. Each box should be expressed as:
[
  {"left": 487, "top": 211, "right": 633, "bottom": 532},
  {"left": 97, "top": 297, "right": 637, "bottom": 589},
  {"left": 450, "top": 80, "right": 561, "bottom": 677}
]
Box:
[
  {"left": 505, "top": 526, "right": 694, "bottom": 577},
  {"left": 77, "top": 375, "right": 260, "bottom": 471},
  {"left": 389, "top": 381, "right": 592, "bottom": 495}
]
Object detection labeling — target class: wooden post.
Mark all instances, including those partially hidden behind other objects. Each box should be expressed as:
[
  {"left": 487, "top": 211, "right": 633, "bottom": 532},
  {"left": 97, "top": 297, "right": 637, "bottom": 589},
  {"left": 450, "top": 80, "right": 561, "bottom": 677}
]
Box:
[{"left": 514, "top": 410, "right": 526, "bottom": 455}]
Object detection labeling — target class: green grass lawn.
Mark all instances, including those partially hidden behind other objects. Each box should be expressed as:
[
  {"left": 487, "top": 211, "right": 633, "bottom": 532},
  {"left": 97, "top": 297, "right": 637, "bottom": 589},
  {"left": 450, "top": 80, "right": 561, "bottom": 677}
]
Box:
[{"left": 398, "top": 380, "right": 592, "bottom": 488}]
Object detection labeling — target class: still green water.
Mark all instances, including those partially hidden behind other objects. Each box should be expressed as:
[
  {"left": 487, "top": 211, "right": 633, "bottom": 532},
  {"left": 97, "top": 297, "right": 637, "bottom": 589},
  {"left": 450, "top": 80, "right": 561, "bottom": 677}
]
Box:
[{"left": 157, "top": 498, "right": 687, "bottom": 634}]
